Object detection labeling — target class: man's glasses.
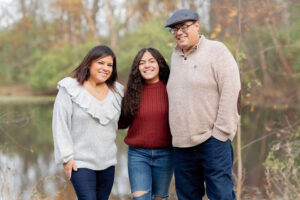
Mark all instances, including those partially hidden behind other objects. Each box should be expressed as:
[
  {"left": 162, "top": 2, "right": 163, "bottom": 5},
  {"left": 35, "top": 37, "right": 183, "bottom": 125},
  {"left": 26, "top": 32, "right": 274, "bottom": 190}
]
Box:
[{"left": 169, "top": 21, "right": 196, "bottom": 35}]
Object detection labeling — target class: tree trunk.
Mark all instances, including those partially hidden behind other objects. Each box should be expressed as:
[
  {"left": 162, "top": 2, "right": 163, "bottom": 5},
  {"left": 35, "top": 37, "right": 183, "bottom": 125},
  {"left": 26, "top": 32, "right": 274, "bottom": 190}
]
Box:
[
  {"left": 236, "top": 121, "right": 242, "bottom": 200},
  {"left": 82, "top": 0, "right": 100, "bottom": 43},
  {"left": 265, "top": 21, "right": 294, "bottom": 78},
  {"left": 104, "top": 0, "right": 117, "bottom": 50},
  {"left": 91, "top": 0, "right": 100, "bottom": 23},
  {"left": 240, "top": 41, "right": 259, "bottom": 82},
  {"left": 257, "top": 37, "right": 273, "bottom": 88},
  {"left": 236, "top": 1, "right": 243, "bottom": 198}
]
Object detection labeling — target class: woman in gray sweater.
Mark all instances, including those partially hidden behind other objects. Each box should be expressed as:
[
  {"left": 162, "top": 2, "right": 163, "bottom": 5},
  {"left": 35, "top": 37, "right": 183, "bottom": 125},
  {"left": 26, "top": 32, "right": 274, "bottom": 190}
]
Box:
[{"left": 52, "top": 45, "right": 123, "bottom": 200}]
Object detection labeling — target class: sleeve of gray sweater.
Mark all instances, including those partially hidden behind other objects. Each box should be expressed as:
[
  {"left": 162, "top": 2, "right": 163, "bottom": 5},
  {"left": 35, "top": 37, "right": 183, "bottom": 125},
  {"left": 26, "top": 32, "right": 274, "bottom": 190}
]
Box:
[{"left": 52, "top": 87, "right": 74, "bottom": 164}]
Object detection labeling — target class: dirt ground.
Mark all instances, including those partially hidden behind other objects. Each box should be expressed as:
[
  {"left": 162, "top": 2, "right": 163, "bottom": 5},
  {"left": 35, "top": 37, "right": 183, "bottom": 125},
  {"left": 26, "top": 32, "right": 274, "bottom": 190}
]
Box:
[
  {"left": 0, "top": 84, "right": 34, "bottom": 96},
  {"left": 0, "top": 84, "right": 57, "bottom": 96}
]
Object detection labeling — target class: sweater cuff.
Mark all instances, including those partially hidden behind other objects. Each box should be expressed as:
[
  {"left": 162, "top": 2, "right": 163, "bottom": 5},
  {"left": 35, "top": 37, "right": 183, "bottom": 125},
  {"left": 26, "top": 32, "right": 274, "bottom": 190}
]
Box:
[
  {"left": 62, "top": 154, "right": 74, "bottom": 164},
  {"left": 212, "top": 127, "right": 230, "bottom": 142}
]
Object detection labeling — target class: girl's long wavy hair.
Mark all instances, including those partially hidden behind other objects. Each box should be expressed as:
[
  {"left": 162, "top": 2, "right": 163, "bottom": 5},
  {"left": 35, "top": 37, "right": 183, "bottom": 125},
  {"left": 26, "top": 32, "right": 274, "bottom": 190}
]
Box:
[
  {"left": 71, "top": 45, "right": 117, "bottom": 89},
  {"left": 121, "top": 47, "right": 170, "bottom": 119}
]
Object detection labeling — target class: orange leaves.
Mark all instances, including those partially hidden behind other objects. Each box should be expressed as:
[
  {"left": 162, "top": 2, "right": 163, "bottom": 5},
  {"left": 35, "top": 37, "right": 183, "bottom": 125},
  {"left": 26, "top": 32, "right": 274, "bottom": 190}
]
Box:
[
  {"left": 53, "top": 0, "right": 82, "bottom": 13},
  {"left": 276, "top": 132, "right": 281, "bottom": 138},
  {"left": 228, "top": 7, "right": 238, "bottom": 17},
  {"left": 167, "top": 43, "right": 173, "bottom": 47},
  {"left": 248, "top": 12, "right": 257, "bottom": 19},
  {"left": 210, "top": 24, "right": 222, "bottom": 39},
  {"left": 250, "top": 105, "right": 255, "bottom": 112},
  {"left": 209, "top": 7, "right": 238, "bottom": 39},
  {"left": 265, "top": 125, "right": 271, "bottom": 132}
]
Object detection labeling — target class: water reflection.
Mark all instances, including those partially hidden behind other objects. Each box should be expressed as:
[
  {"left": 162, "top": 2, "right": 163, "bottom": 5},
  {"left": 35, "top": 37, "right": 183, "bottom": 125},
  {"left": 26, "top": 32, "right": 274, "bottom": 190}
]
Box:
[
  {"left": 0, "top": 101, "right": 299, "bottom": 199},
  {"left": 0, "top": 102, "right": 130, "bottom": 200}
]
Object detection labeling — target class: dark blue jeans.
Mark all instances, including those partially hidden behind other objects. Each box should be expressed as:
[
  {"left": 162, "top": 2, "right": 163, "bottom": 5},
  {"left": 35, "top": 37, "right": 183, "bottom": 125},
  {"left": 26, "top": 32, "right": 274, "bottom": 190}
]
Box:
[
  {"left": 173, "top": 137, "right": 236, "bottom": 200},
  {"left": 70, "top": 166, "right": 115, "bottom": 200}
]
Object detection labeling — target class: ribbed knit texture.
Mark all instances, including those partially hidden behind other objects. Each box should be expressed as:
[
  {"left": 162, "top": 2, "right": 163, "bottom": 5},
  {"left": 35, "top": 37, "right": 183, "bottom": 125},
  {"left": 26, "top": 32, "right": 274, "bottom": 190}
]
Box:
[
  {"left": 167, "top": 35, "right": 241, "bottom": 147},
  {"left": 123, "top": 81, "right": 172, "bottom": 148}
]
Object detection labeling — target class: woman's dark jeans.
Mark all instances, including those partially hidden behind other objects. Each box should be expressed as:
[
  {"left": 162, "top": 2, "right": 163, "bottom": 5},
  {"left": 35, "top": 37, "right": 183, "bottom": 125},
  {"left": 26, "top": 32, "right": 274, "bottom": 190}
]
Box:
[{"left": 70, "top": 166, "right": 115, "bottom": 200}]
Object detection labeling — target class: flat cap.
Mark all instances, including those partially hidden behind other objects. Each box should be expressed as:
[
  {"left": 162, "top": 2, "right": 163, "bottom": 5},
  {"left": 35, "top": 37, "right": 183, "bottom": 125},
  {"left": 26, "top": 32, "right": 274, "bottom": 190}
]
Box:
[{"left": 165, "top": 9, "right": 199, "bottom": 28}]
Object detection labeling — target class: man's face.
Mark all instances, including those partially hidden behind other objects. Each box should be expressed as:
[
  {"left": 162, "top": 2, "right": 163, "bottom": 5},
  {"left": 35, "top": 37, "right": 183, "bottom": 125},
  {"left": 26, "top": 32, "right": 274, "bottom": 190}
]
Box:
[{"left": 171, "top": 21, "right": 200, "bottom": 53}]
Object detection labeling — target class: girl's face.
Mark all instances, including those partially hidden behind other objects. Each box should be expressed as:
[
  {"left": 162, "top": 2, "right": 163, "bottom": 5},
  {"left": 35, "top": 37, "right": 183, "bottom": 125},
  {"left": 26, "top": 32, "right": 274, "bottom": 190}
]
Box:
[
  {"left": 89, "top": 56, "right": 113, "bottom": 83},
  {"left": 138, "top": 51, "right": 159, "bottom": 84}
]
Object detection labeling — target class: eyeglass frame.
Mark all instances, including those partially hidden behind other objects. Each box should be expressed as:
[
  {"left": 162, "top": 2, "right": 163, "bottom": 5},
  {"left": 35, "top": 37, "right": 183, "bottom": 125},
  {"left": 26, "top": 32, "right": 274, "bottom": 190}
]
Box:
[{"left": 169, "top": 21, "right": 197, "bottom": 35}]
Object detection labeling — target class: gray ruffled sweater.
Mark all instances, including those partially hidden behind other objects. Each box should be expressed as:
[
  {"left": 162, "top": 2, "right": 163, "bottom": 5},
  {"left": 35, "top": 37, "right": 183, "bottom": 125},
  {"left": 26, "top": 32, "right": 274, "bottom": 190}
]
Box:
[{"left": 52, "top": 77, "right": 123, "bottom": 170}]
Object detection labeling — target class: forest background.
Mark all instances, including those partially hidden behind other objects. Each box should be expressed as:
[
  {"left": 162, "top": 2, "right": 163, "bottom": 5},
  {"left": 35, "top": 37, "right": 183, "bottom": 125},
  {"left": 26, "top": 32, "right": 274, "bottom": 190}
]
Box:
[{"left": 0, "top": 0, "right": 299, "bottom": 200}]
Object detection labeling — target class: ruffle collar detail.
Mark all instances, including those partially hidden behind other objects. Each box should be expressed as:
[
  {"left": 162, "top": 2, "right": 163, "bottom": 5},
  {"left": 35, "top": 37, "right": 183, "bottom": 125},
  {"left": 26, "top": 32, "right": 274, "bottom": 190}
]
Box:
[{"left": 57, "top": 77, "right": 123, "bottom": 125}]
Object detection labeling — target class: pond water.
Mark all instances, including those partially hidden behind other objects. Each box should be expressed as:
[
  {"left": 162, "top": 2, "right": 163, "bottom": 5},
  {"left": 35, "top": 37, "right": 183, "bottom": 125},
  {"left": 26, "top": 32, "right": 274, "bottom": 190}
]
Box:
[{"left": 0, "top": 98, "right": 299, "bottom": 199}]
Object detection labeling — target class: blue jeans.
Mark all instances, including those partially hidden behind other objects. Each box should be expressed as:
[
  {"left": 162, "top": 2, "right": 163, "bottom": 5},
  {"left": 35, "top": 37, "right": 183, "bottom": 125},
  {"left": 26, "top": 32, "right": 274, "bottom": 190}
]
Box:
[
  {"left": 173, "top": 137, "right": 236, "bottom": 200},
  {"left": 128, "top": 146, "right": 173, "bottom": 200},
  {"left": 70, "top": 166, "right": 115, "bottom": 200}
]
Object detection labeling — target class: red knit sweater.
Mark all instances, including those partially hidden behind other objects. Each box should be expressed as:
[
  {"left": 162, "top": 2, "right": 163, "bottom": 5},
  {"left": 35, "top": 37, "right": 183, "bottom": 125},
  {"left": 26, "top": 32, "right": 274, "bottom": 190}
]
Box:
[{"left": 120, "top": 81, "right": 172, "bottom": 148}]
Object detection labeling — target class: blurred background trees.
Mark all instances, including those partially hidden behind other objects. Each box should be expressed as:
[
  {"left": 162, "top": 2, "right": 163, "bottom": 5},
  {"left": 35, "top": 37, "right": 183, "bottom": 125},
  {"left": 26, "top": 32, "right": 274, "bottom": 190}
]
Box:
[{"left": 1, "top": 0, "right": 299, "bottom": 102}]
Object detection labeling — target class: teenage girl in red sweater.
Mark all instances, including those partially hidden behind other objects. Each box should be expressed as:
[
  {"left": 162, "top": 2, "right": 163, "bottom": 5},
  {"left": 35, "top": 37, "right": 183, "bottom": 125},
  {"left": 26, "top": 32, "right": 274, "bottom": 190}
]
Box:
[{"left": 119, "top": 48, "right": 173, "bottom": 200}]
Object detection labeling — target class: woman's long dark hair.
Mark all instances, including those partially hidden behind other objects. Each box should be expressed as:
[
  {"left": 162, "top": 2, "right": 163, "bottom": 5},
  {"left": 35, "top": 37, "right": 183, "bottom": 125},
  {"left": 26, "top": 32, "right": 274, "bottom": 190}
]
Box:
[
  {"left": 121, "top": 47, "right": 170, "bottom": 120},
  {"left": 71, "top": 45, "right": 117, "bottom": 88}
]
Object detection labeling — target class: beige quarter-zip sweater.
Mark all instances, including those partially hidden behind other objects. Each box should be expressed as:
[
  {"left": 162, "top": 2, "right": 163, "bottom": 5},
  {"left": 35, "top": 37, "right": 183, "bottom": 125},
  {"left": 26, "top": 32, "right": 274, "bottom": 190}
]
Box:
[{"left": 167, "top": 35, "right": 241, "bottom": 148}]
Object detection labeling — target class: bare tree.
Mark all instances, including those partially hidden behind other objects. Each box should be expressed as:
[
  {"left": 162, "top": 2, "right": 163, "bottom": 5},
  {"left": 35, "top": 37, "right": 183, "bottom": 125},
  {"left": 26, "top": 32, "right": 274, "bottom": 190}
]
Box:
[
  {"left": 82, "top": 0, "right": 100, "bottom": 43},
  {"left": 104, "top": 0, "right": 117, "bottom": 49}
]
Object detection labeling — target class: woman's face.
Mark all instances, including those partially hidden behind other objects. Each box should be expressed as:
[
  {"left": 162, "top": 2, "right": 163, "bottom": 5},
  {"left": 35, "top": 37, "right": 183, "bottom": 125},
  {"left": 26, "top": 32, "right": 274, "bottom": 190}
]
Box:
[
  {"left": 138, "top": 51, "right": 159, "bottom": 84},
  {"left": 89, "top": 55, "right": 113, "bottom": 83}
]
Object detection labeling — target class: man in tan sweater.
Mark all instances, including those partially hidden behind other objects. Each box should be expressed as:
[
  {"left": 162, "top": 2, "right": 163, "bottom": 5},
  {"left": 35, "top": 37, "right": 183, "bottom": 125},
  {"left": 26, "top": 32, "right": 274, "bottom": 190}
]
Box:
[{"left": 165, "top": 9, "right": 241, "bottom": 200}]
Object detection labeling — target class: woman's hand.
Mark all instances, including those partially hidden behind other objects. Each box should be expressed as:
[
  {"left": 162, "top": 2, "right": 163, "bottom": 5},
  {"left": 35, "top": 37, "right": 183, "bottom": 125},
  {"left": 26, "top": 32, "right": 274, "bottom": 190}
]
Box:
[{"left": 63, "top": 160, "right": 77, "bottom": 180}]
